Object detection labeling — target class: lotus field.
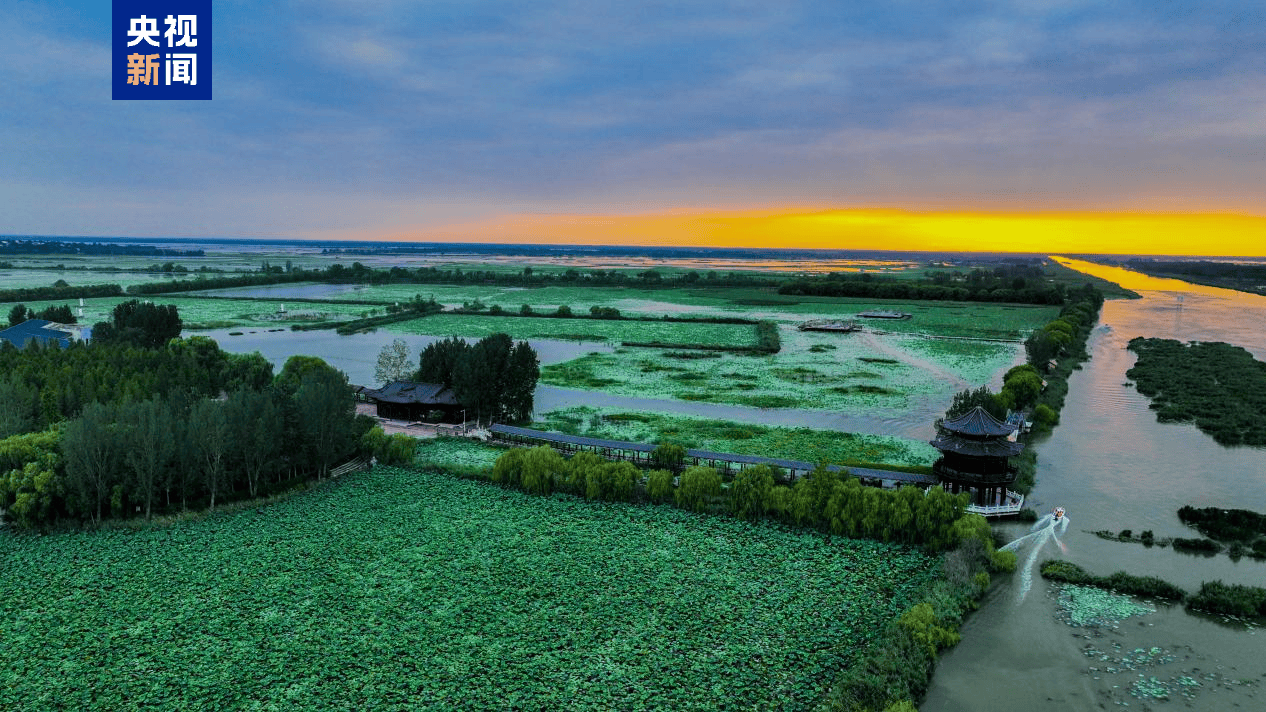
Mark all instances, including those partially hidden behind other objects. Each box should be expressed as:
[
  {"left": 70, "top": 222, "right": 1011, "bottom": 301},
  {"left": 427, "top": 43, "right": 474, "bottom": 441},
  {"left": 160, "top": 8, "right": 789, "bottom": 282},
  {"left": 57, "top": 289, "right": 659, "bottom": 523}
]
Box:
[{"left": 0, "top": 467, "right": 938, "bottom": 710}]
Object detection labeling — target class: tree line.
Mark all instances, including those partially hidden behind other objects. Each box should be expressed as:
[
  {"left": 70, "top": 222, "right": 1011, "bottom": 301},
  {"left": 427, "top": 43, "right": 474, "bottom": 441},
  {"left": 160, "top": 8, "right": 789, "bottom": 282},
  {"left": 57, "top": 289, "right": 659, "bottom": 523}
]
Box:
[
  {"left": 0, "top": 305, "right": 390, "bottom": 528},
  {"left": 490, "top": 445, "right": 980, "bottom": 553},
  {"left": 780, "top": 264, "right": 1070, "bottom": 305},
  {"left": 8, "top": 303, "right": 76, "bottom": 326},
  {"left": 0, "top": 239, "right": 203, "bottom": 257}
]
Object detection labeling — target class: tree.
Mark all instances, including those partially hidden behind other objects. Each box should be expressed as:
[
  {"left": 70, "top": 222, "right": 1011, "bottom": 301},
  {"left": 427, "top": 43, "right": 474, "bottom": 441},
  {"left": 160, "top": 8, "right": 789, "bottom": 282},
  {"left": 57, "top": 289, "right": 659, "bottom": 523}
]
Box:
[
  {"left": 62, "top": 402, "right": 125, "bottom": 524},
  {"left": 189, "top": 399, "right": 230, "bottom": 510},
  {"left": 225, "top": 389, "right": 283, "bottom": 497},
  {"left": 0, "top": 429, "right": 62, "bottom": 527},
  {"left": 675, "top": 466, "right": 721, "bottom": 512},
  {"left": 651, "top": 442, "right": 686, "bottom": 471},
  {"left": 1024, "top": 329, "right": 1060, "bottom": 368},
  {"left": 92, "top": 300, "right": 181, "bottom": 348},
  {"left": 375, "top": 338, "right": 413, "bottom": 385},
  {"left": 8, "top": 303, "right": 31, "bottom": 327},
  {"left": 294, "top": 366, "right": 357, "bottom": 478},
  {"left": 123, "top": 399, "right": 175, "bottom": 519},
  {"left": 1002, "top": 369, "right": 1044, "bottom": 410},
  {"left": 730, "top": 464, "right": 774, "bottom": 520},
  {"left": 945, "top": 386, "right": 1007, "bottom": 420},
  {"left": 417, "top": 337, "right": 469, "bottom": 387},
  {"left": 35, "top": 304, "right": 75, "bottom": 323},
  {"left": 275, "top": 354, "right": 340, "bottom": 394},
  {"left": 504, "top": 341, "right": 540, "bottom": 423},
  {"left": 0, "top": 376, "right": 39, "bottom": 439},
  {"left": 520, "top": 446, "right": 564, "bottom": 495},
  {"left": 647, "top": 469, "right": 674, "bottom": 503}
]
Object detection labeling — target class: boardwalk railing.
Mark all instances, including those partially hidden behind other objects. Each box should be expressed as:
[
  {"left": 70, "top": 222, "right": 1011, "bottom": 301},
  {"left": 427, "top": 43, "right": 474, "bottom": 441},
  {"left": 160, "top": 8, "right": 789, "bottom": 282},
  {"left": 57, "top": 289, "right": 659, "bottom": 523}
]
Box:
[
  {"left": 965, "top": 490, "right": 1025, "bottom": 517},
  {"left": 330, "top": 457, "right": 372, "bottom": 479}
]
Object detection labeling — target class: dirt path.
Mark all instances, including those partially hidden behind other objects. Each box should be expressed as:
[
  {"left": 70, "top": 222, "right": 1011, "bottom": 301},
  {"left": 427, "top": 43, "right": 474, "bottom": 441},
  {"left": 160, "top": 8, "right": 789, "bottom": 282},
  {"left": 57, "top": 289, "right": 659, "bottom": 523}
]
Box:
[{"left": 855, "top": 331, "right": 970, "bottom": 391}]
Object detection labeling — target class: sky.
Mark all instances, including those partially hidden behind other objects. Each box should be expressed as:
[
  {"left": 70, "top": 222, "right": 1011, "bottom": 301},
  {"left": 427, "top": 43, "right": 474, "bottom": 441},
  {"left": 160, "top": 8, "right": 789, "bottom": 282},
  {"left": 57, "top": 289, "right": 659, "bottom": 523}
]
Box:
[{"left": 4, "top": 0, "right": 1266, "bottom": 254}]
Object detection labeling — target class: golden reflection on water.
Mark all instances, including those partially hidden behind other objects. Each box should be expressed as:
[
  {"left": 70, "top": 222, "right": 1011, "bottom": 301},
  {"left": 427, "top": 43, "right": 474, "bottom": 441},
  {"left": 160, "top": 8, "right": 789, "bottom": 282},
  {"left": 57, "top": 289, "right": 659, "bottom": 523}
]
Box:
[{"left": 1052, "top": 256, "right": 1264, "bottom": 298}]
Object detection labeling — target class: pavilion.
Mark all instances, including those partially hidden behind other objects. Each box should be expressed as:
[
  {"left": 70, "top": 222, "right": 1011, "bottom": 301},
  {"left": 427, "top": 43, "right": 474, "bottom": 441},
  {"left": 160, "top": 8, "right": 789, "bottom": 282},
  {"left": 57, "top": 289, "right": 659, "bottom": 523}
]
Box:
[{"left": 930, "top": 406, "right": 1025, "bottom": 516}]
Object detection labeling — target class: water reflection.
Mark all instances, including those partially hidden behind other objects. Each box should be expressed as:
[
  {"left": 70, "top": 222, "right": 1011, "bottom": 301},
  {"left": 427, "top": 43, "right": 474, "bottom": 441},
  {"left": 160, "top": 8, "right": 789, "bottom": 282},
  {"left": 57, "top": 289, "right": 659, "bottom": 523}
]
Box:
[{"left": 924, "top": 261, "right": 1266, "bottom": 712}]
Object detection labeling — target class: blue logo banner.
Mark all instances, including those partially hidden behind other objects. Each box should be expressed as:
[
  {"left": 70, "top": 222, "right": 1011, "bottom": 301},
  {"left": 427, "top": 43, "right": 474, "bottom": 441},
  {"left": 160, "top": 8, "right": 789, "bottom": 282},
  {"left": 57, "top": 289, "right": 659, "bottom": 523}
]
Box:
[{"left": 113, "top": 0, "right": 212, "bottom": 100}]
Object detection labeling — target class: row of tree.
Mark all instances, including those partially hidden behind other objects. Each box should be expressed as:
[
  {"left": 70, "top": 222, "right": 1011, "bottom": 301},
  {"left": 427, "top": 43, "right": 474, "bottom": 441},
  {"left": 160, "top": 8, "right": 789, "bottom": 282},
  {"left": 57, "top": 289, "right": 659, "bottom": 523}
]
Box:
[
  {"left": 7, "top": 303, "right": 76, "bottom": 326},
  {"left": 0, "top": 300, "right": 379, "bottom": 527},
  {"left": 779, "top": 272, "right": 1069, "bottom": 305},
  {"left": 1, "top": 355, "right": 369, "bottom": 527},
  {"left": 489, "top": 445, "right": 971, "bottom": 551}
]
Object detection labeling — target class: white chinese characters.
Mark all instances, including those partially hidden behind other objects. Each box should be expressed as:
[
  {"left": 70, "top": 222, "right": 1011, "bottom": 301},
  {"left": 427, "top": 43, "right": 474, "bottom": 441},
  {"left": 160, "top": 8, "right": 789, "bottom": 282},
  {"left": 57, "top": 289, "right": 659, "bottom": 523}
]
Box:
[
  {"left": 164, "top": 15, "right": 198, "bottom": 47},
  {"left": 126, "top": 14, "right": 199, "bottom": 86},
  {"left": 126, "top": 16, "right": 160, "bottom": 47},
  {"left": 166, "top": 54, "right": 198, "bottom": 86}
]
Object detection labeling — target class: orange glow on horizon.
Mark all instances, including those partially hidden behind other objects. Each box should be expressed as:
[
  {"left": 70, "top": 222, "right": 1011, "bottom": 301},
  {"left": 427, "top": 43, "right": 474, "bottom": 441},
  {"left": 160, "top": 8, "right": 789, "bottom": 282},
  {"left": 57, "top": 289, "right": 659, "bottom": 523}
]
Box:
[{"left": 343, "top": 208, "right": 1266, "bottom": 257}]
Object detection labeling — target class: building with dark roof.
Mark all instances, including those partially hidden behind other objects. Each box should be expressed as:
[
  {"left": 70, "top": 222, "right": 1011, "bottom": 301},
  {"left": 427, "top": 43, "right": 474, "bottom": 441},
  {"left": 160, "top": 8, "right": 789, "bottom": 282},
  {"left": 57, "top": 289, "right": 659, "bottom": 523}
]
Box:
[
  {"left": 931, "top": 406, "right": 1024, "bottom": 513},
  {"left": 0, "top": 319, "right": 86, "bottom": 349},
  {"left": 361, "top": 381, "right": 463, "bottom": 422}
]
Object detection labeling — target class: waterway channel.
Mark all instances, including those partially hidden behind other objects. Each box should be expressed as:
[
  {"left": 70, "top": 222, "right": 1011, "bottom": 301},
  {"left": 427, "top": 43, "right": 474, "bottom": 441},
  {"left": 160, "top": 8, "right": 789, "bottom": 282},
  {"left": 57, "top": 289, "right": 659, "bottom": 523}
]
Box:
[{"left": 923, "top": 260, "right": 1266, "bottom": 712}]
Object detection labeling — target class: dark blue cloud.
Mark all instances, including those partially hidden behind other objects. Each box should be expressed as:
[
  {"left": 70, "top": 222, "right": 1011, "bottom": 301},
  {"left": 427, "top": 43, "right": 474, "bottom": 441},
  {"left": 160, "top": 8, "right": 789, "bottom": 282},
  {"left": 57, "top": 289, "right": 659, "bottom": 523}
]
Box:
[{"left": 3, "top": 0, "right": 1264, "bottom": 235}]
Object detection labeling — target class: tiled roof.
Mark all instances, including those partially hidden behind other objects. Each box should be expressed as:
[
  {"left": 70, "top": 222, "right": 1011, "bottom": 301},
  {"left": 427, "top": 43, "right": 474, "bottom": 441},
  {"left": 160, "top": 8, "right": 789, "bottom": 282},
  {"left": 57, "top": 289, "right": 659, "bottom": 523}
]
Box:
[{"left": 939, "top": 406, "right": 1016, "bottom": 437}]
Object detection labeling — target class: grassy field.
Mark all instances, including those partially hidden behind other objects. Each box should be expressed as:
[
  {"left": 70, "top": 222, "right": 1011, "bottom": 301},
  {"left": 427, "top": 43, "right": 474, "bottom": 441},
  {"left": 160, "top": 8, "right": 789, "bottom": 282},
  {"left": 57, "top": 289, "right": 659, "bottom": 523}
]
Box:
[
  {"left": 538, "top": 407, "right": 939, "bottom": 468},
  {"left": 0, "top": 268, "right": 187, "bottom": 290},
  {"left": 195, "top": 282, "right": 1058, "bottom": 338},
  {"left": 0, "top": 466, "right": 937, "bottom": 710}
]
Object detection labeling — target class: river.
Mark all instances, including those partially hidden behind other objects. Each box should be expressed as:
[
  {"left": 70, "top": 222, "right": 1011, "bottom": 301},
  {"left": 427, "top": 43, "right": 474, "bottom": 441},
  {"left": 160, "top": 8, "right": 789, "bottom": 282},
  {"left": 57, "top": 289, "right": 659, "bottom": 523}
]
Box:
[{"left": 923, "top": 259, "right": 1266, "bottom": 711}]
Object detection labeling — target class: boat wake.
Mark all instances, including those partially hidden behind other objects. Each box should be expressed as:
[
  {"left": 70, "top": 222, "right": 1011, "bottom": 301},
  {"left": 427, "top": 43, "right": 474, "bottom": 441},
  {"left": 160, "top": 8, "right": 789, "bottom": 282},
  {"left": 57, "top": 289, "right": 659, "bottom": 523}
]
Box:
[{"left": 1000, "top": 509, "right": 1070, "bottom": 603}]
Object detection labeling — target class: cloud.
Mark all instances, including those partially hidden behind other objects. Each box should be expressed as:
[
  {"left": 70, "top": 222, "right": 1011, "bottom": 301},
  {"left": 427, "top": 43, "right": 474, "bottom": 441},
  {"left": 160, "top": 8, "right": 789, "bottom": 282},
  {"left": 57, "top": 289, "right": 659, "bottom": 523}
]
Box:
[{"left": 2, "top": 0, "right": 1265, "bottom": 238}]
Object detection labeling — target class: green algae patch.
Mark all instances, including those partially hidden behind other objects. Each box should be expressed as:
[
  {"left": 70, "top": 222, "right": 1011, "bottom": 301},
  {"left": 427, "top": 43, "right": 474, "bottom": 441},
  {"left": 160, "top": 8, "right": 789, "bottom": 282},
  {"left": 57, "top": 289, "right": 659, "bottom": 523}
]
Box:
[{"left": 1057, "top": 584, "right": 1155, "bottom": 627}]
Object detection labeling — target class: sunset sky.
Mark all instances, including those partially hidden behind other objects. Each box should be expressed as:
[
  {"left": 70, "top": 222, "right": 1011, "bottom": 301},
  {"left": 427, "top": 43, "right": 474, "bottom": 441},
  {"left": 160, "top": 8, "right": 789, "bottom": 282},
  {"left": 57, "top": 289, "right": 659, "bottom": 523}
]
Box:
[{"left": 4, "top": 1, "right": 1265, "bottom": 254}]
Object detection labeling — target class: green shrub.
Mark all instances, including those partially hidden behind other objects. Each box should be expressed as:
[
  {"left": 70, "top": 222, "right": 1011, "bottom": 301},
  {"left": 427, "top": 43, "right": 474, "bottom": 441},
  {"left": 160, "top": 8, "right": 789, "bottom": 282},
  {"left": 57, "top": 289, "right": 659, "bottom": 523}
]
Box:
[
  {"left": 651, "top": 442, "right": 686, "bottom": 471},
  {"left": 562, "top": 451, "right": 604, "bottom": 495},
  {"left": 646, "top": 469, "right": 674, "bottom": 503},
  {"left": 491, "top": 449, "right": 526, "bottom": 488},
  {"left": 767, "top": 485, "right": 792, "bottom": 519},
  {"left": 990, "top": 549, "right": 1017, "bottom": 573},
  {"left": 898, "top": 602, "right": 960, "bottom": 657},
  {"left": 1172, "top": 537, "right": 1221, "bottom": 554},
  {"left": 1188, "top": 580, "right": 1266, "bottom": 617},
  {"left": 973, "top": 571, "right": 990, "bottom": 592},
  {"left": 585, "top": 461, "right": 639, "bottom": 502},
  {"left": 729, "top": 464, "right": 774, "bottom": 521},
  {"left": 1040, "top": 560, "right": 1187, "bottom": 601},
  {"left": 1032, "top": 403, "right": 1058, "bottom": 427},
  {"left": 520, "top": 446, "right": 564, "bottom": 495},
  {"left": 675, "top": 466, "right": 721, "bottom": 512}
]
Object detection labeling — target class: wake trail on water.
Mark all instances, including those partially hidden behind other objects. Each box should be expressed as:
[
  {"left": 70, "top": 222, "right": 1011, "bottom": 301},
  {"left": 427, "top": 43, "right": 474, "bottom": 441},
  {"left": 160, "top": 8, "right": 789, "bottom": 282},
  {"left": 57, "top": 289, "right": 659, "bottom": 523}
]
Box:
[{"left": 1000, "top": 513, "right": 1070, "bottom": 602}]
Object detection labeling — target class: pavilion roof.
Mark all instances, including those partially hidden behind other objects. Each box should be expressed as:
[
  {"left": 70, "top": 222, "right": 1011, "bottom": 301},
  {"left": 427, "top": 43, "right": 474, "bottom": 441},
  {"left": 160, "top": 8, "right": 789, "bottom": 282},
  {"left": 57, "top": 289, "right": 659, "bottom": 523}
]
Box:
[
  {"left": 939, "top": 406, "right": 1017, "bottom": 438},
  {"left": 930, "top": 433, "right": 1024, "bottom": 457}
]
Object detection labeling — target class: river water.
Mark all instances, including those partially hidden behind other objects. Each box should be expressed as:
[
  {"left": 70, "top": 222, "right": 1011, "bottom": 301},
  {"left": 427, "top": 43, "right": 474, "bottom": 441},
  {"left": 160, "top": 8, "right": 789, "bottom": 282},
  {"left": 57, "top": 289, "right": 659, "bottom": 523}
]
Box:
[{"left": 923, "top": 259, "right": 1266, "bottom": 712}]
